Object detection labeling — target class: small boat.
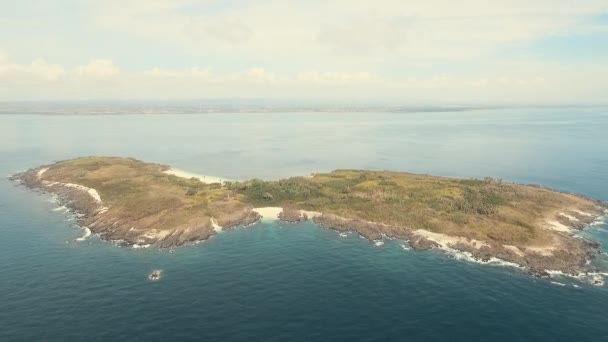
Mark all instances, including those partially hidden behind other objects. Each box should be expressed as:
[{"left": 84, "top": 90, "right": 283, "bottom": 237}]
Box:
[{"left": 148, "top": 270, "right": 161, "bottom": 281}]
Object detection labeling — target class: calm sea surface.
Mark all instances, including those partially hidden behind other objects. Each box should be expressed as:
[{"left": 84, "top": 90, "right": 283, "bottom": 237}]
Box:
[{"left": 1, "top": 108, "right": 608, "bottom": 341}]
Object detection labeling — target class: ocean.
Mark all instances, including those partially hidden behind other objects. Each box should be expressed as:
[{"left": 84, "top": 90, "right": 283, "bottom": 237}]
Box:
[{"left": 1, "top": 108, "right": 608, "bottom": 341}]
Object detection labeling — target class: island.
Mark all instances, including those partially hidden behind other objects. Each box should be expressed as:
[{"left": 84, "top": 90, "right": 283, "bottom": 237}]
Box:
[{"left": 10, "top": 157, "right": 607, "bottom": 282}]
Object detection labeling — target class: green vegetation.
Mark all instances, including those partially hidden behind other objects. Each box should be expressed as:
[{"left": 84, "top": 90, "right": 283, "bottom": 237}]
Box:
[
  {"left": 228, "top": 169, "right": 594, "bottom": 246},
  {"left": 40, "top": 157, "right": 251, "bottom": 230},
  {"left": 38, "top": 157, "right": 601, "bottom": 248},
  {"left": 230, "top": 171, "right": 507, "bottom": 218}
]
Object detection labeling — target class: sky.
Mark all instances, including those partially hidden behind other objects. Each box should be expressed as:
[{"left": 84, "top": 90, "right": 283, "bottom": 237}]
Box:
[{"left": 1, "top": 0, "right": 607, "bottom": 104}]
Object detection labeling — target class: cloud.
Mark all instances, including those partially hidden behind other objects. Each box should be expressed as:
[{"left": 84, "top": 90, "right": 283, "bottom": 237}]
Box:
[
  {"left": 185, "top": 17, "right": 253, "bottom": 44},
  {"left": 1, "top": 53, "right": 607, "bottom": 104},
  {"left": 77, "top": 0, "right": 608, "bottom": 66},
  {"left": 318, "top": 15, "right": 414, "bottom": 53},
  {"left": 0, "top": 57, "right": 65, "bottom": 81},
  {"left": 142, "top": 66, "right": 273, "bottom": 83},
  {"left": 75, "top": 60, "right": 120, "bottom": 78},
  {"left": 1, "top": 1, "right": 608, "bottom": 103},
  {"left": 143, "top": 66, "right": 213, "bottom": 79},
  {"left": 297, "top": 71, "right": 375, "bottom": 84}
]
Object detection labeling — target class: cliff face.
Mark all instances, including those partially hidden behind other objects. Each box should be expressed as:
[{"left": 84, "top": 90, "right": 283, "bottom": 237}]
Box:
[{"left": 10, "top": 156, "right": 607, "bottom": 277}]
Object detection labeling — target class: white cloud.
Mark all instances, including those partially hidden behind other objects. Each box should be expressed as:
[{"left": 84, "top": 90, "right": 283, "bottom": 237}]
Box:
[
  {"left": 75, "top": 60, "right": 120, "bottom": 78},
  {"left": 297, "top": 71, "right": 375, "bottom": 84},
  {"left": 233, "top": 68, "right": 275, "bottom": 82},
  {"left": 77, "top": 0, "right": 608, "bottom": 65},
  {"left": 1, "top": 53, "right": 607, "bottom": 104},
  {"left": 0, "top": 58, "right": 65, "bottom": 81},
  {"left": 318, "top": 16, "right": 413, "bottom": 53},
  {"left": 1, "top": 1, "right": 608, "bottom": 103},
  {"left": 144, "top": 66, "right": 213, "bottom": 79},
  {"left": 185, "top": 17, "right": 253, "bottom": 44}
]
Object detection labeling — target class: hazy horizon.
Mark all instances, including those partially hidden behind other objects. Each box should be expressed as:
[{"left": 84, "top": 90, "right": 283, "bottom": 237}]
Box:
[{"left": 1, "top": 100, "right": 608, "bottom": 115}]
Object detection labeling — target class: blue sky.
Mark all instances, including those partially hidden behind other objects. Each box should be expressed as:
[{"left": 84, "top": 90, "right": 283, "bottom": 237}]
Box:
[{"left": 1, "top": 0, "right": 607, "bottom": 104}]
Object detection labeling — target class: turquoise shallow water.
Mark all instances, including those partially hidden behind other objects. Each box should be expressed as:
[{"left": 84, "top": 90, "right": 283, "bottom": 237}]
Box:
[{"left": 1, "top": 108, "right": 608, "bottom": 341}]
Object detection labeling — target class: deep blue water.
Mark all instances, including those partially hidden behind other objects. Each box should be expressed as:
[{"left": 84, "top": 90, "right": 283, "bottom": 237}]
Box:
[{"left": 1, "top": 108, "right": 608, "bottom": 341}]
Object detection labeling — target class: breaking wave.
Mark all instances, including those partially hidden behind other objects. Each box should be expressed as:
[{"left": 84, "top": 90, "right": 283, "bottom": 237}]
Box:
[{"left": 76, "top": 227, "right": 91, "bottom": 241}]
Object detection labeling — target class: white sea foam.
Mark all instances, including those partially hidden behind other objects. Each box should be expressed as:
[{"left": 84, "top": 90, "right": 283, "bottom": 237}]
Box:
[
  {"left": 46, "top": 195, "right": 60, "bottom": 204},
  {"left": 400, "top": 243, "right": 411, "bottom": 251},
  {"left": 546, "top": 270, "right": 605, "bottom": 287},
  {"left": 76, "top": 227, "right": 91, "bottom": 241},
  {"left": 132, "top": 244, "right": 151, "bottom": 249},
  {"left": 442, "top": 246, "right": 522, "bottom": 269},
  {"left": 338, "top": 232, "right": 348, "bottom": 238},
  {"left": 550, "top": 281, "right": 566, "bottom": 286},
  {"left": 53, "top": 205, "right": 67, "bottom": 212},
  {"left": 591, "top": 214, "right": 607, "bottom": 226},
  {"left": 374, "top": 240, "right": 384, "bottom": 246}
]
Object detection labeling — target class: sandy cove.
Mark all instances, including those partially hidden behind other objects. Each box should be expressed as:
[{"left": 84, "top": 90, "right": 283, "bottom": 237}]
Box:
[{"left": 163, "top": 168, "right": 229, "bottom": 184}]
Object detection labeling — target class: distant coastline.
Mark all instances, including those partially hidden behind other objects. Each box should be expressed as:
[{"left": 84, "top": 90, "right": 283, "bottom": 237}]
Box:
[{"left": 2, "top": 101, "right": 607, "bottom": 116}]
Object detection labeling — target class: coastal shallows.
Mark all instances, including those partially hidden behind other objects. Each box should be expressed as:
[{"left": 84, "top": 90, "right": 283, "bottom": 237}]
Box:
[{"left": 11, "top": 157, "right": 607, "bottom": 280}]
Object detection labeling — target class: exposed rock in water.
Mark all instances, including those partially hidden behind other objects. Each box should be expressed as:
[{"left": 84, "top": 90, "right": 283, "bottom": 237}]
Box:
[
  {"left": 148, "top": 270, "right": 161, "bottom": 281},
  {"left": 409, "top": 237, "right": 440, "bottom": 251},
  {"left": 278, "top": 209, "right": 307, "bottom": 223}
]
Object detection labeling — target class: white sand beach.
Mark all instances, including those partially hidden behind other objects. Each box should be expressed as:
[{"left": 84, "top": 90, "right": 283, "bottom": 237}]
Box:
[
  {"left": 413, "top": 229, "right": 488, "bottom": 249},
  {"left": 163, "top": 168, "right": 229, "bottom": 184},
  {"left": 253, "top": 207, "right": 283, "bottom": 221}
]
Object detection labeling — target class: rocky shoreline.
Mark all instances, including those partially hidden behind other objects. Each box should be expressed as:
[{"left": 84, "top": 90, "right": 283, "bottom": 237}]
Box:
[
  {"left": 10, "top": 165, "right": 261, "bottom": 248},
  {"left": 266, "top": 207, "right": 607, "bottom": 282},
  {"left": 10, "top": 160, "right": 608, "bottom": 285},
  {"left": 309, "top": 212, "right": 606, "bottom": 281}
]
